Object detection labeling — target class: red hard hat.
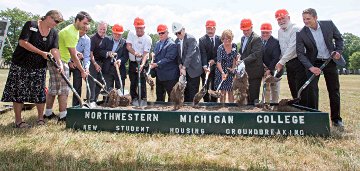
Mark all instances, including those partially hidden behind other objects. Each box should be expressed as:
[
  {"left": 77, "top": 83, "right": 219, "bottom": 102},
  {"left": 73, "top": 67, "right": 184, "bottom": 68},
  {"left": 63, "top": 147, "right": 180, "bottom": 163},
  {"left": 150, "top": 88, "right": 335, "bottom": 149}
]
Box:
[
  {"left": 112, "top": 24, "right": 124, "bottom": 34},
  {"left": 275, "top": 9, "right": 289, "bottom": 19},
  {"left": 206, "top": 20, "right": 216, "bottom": 28},
  {"left": 240, "top": 18, "right": 252, "bottom": 30},
  {"left": 157, "top": 24, "right": 168, "bottom": 33},
  {"left": 260, "top": 23, "right": 272, "bottom": 31},
  {"left": 133, "top": 17, "right": 145, "bottom": 27}
]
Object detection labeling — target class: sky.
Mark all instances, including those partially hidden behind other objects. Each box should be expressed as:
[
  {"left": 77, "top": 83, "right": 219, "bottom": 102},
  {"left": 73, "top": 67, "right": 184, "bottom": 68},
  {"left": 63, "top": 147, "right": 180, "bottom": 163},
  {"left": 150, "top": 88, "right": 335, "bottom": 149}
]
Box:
[{"left": 1, "top": 0, "right": 360, "bottom": 41}]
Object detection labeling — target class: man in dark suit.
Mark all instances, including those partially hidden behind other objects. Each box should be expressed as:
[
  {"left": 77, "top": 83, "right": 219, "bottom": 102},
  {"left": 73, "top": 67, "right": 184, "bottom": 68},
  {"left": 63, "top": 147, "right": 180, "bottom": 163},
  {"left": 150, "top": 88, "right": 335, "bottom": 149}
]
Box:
[
  {"left": 98, "top": 24, "right": 129, "bottom": 91},
  {"left": 150, "top": 24, "right": 179, "bottom": 102},
  {"left": 297, "top": 8, "right": 344, "bottom": 128},
  {"left": 260, "top": 23, "right": 281, "bottom": 103},
  {"left": 172, "top": 22, "right": 203, "bottom": 102},
  {"left": 199, "top": 20, "right": 222, "bottom": 102},
  {"left": 239, "top": 19, "right": 264, "bottom": 104}
]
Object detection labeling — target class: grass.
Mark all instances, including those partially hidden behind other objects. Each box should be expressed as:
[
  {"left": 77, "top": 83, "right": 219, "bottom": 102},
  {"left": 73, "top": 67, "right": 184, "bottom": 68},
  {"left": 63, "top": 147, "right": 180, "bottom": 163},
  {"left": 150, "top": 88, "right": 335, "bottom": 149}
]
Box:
[{"left": 0, "top": 69, "right": 359, "bottom": 170}]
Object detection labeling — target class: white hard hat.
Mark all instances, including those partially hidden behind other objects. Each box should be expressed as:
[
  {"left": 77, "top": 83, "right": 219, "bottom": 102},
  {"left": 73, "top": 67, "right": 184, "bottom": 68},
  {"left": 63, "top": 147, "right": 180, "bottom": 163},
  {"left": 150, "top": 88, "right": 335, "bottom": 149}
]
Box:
[{"left": 172, "top": 22, "right": 183, "bottom": 33}]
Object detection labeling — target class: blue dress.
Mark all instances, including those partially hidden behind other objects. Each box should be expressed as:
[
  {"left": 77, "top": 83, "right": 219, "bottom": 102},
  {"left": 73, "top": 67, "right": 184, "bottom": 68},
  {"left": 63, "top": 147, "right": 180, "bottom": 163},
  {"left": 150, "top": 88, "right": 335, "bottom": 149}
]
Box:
[{"left": 214, "top": 43, "right": 237, "bottom": 91}]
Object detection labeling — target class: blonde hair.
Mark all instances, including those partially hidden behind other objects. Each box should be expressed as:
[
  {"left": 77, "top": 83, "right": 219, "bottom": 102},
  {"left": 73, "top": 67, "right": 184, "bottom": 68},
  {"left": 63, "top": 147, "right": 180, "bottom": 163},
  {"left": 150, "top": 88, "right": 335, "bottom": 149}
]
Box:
[{"left": 221, "top": 29, "right": 234, "bottom": 41}]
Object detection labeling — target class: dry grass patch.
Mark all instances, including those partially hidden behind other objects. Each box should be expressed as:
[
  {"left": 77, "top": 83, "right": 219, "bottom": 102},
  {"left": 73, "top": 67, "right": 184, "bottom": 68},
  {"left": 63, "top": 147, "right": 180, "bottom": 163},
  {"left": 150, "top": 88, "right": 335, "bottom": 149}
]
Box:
[{"left": 0, "top": 69, "right": 359, "bottom": 170}]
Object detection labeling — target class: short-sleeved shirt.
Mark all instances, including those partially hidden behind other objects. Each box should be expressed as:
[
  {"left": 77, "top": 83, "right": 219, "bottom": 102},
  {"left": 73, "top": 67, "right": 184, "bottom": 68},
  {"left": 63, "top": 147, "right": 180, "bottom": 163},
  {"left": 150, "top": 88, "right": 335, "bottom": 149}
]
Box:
[
  {"left": 75, "top": 34, "right": 91, "bottom": 69},
  {"left": 90, "top": 33, "right": 104, "bottom": 62},
  {"left": 58, "top": 24, "right": 79, "bottom": 62},
  {"left": 12, "top": 21, "right": 59, "bottom": 69},
  {"left": 126, "top": 31, "right": 152, "bottom": 61}
]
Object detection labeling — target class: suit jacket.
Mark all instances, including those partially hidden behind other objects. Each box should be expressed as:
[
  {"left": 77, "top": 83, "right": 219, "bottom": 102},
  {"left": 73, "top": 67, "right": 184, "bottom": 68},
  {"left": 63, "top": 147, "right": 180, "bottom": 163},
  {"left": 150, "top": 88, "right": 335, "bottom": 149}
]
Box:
[
  {"left": 99, "top": 36, "right": 129, "bottom": 78},
  {"left": 199, "top": 34, "right": 222, "bottom": 71},
  {"left": 263, "top": 36, "right": 281, "bottom": 71},
  {"left": 296, "top": 20, "right": 345, "bottom": 70},
  {"left": 175, "top": 33, "right": 203, "bottom": 78},
  {"left": 154, "top": 37, "right": 179, "bottom": 81},
  {"left": 239, "top": 32, "right": 264, "bottom": 79}
]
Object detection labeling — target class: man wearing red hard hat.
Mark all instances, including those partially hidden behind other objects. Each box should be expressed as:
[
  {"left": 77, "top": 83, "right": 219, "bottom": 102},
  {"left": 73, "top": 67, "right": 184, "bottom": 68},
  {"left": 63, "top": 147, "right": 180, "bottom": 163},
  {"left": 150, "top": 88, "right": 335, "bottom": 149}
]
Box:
[
  {"left": 98, "top": 24, "right": 129, "bottom": 92},
  {"left": 274, "top": 9, "right": 308, "bottom": 107},
  {"left": 126, "top": 17, "right": 152, "bottom": 106},
  {"left": 150, "top": 24, "right": 179, "bottom": 102},
  {"left": 238, "top": 18, "right": 263, "bottom": 104},
  {"left": 198, "top": 20, "right": 222, "bottom": 102},
  {"left": 260, "top": 23, "right": 281, "bottom": 103}
]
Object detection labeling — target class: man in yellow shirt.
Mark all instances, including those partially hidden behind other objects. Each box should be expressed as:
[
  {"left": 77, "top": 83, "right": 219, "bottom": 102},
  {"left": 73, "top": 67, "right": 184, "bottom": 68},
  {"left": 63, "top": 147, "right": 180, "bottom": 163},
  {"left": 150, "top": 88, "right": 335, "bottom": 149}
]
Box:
[{"left": 45, "top": 11, "right": 92, "bottom": 122}]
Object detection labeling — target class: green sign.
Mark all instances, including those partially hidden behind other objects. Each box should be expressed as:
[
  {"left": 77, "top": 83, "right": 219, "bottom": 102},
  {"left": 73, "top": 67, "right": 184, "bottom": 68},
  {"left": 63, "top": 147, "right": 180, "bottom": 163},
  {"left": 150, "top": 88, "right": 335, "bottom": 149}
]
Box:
[{"left": 66, "top": 103, "right": 330, "bottom": 136}]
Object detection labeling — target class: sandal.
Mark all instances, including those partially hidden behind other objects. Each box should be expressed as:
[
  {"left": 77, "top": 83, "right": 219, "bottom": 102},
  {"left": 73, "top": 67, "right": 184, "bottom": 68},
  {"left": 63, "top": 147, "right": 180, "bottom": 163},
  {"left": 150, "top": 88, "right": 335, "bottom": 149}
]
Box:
[
  {"left": 37, "top": 119, "right": 45, "bottom": 125},
  {"left": 15, "top": 122, "right": 31, "bottom": 128}
]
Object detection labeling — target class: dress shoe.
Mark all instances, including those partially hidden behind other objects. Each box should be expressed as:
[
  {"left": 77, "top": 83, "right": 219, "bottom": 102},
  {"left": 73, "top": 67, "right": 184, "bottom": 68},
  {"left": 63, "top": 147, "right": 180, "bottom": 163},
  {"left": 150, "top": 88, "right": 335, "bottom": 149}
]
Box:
[{"left": 332, "top": 120, "right": 344, "bottom": 128}]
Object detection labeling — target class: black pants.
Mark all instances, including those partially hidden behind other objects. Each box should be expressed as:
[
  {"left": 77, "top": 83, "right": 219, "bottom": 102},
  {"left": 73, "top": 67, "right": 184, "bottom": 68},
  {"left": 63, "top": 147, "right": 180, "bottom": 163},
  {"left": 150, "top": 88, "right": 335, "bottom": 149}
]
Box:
[
  {"left": 88, "top": 61, "right": 104, "bottom": 102},
  {"left": 184, "top": 74, "right": 200, "bottom": 102},
  {"left": 129, "top": 61, "right": 147, "bottom": 100},
  {"left": 201, "top": 69, "right": 217, "bottom": 102},
  {"left": 285, "top": 58, "right": 308, "bottom": 107},
  {"left": 156, "top": 78, "right": 178, "bottom": 102},
  {"left": 70, "top": 68, "right": 87, "bottom": 106},
  {"left": 248, "top": 77, "right": 262, "bottom": 104},
  {"left": 103, "top": 66, "right": 125, "bottom": 92},
  {"left": 307, "top": 60, "right": 341, "bottom": 122}
]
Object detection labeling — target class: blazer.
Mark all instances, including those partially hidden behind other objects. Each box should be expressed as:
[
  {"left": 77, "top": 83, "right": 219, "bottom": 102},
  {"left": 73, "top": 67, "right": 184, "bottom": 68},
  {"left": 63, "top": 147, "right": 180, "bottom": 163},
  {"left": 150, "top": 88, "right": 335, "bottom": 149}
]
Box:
[
  {"left": 154, "top": 37, "right": 179, "bottom": 81},
  {"left": 239, "top": 32, "right": 264, "bottom": 79},
  {"left": 175, "top": 33, "right": 203, "bottom": 78},
  {"left": 296, "top": 20, "right": 345, "bottom": 70},
  {"left": 199, "top": 34, "right": 222, "bottom": 71},
  {"left": 99, "top": 36, "right": 129, "bottom": 78},
  {"left": 263, "top": 36, "right": 281, "bottom": 71}
]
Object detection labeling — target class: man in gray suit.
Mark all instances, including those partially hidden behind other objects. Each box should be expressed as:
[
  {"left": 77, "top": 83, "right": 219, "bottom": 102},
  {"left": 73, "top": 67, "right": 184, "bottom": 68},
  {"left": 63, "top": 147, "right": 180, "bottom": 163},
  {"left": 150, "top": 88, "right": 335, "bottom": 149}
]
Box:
[
  {"left": 296, "top": 8, "right": 345, "bottom": 128},
  {"left": 172, "top": 22, "right": 203, "bottom": 102},
  {"left": 239, "top": 19, "right": 263, "bottom": 104}
]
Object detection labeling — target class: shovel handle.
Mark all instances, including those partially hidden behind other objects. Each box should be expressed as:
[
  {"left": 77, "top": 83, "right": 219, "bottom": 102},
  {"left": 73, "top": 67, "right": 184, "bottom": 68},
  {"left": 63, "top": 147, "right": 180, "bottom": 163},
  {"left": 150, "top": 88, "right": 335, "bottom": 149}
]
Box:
[{"left": 296, "top": 54, "right": 334, "bottom": 99}]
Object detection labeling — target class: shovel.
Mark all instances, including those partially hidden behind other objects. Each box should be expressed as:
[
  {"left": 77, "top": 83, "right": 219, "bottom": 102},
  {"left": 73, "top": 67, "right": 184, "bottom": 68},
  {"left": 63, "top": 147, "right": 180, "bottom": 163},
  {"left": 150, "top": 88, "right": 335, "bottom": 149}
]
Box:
[
  {"left": 133, "top": 55, "right": 147, "bottom": 107},
  {"left": 193, "top": 63, "right": 211, "bottom": 105},
  {"left": 209, "top": 77, "right": 225, "bottom": 98},
  {"left": 47, "top": 54, "right": 89, "bottom": 108},
  {"left": 145, "top": 52, "right": 155, "bottom": 90},
  {"left": 256, "top": 70, "right": 279, "bottom": 108},
  {"left": 279, "top": 53, "right": 335, "bottom": 106}
]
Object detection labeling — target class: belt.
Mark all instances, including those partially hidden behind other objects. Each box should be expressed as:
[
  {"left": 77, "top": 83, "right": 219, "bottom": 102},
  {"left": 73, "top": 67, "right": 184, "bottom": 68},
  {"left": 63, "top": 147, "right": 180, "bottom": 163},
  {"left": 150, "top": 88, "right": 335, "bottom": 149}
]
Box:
[{"left": 316, "top": 58, "right": 329, "bottom": 62}]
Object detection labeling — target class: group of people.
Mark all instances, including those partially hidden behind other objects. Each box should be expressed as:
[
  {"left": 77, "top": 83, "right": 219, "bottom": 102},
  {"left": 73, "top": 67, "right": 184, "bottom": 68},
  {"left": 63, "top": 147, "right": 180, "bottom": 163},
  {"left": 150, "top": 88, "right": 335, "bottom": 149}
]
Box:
[{"left": 1, "top": 7, "right": 345, "bottom": 129}]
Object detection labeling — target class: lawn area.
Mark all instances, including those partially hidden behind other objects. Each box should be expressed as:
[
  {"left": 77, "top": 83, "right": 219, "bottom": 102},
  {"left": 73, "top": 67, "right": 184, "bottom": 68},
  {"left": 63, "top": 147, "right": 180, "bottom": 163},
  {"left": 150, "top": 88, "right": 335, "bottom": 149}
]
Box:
[{"left": 0, "top": 69, "right": 359, "bottom": 170}]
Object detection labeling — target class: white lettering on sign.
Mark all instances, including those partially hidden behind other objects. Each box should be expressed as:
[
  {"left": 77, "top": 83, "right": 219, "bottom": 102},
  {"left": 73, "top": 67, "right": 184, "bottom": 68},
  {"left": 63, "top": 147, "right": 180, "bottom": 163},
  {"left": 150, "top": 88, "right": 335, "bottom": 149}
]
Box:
[
  {"left": 256, "top": 115, "right": 305, "bottom": 124},
  {"left": 179, "top": 115, "right": 233, "bottom": 124},
  {"left": 169, "top": 127, "right": 205, "bottom": 135},
  {"left": 84, "top": 111, "right": 159, "bottom": 122},
  {"left": 115, "top": 125, "right": 150, "bottom": 133},
  {"left": 225, "top": 128, "right": 304, "bottom": 136},
  {"left": 83, "top": 125, "right": 98, "bottom": 131}
]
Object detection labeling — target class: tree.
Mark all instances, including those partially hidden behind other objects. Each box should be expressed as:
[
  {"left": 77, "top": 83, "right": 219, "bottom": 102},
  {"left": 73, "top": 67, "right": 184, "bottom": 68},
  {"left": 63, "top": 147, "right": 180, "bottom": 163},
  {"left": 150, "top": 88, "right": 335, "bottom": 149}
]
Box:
[
  {"left": 0, "top": 8, "right": 40, "bottom": 63},
  {"left": 349, "top": 51, "right": 360, "bottom": 69},
  {"left": 342, "top": 32, "right": 360, "bottom": 68}
]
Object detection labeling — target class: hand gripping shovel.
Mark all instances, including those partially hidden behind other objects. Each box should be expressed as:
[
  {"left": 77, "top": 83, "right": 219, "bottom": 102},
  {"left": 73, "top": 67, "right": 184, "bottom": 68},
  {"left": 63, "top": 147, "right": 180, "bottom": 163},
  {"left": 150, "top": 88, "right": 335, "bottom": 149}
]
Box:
[
  {"left": 47, "top": 54, "right": 89, "bottom": 108},
  {"left": 145, "top": 52, "right": 155, "bottom": 90},
  {"left": 193, "top": 63, "right": 211, "bottom": 105},
  {"left": 279, "top": 53, "right": 335, "bottom": 106}
]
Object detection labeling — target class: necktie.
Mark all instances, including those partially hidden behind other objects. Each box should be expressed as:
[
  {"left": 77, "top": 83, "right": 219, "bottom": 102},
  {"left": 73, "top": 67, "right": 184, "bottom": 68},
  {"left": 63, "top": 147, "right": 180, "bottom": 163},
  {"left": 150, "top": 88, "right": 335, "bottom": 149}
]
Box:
[
  {"left": 210, "top": 37, "right": 214, "bottom": 46},
  {"left": 262, "top": 40, "right": 267, "bottom": 47}
]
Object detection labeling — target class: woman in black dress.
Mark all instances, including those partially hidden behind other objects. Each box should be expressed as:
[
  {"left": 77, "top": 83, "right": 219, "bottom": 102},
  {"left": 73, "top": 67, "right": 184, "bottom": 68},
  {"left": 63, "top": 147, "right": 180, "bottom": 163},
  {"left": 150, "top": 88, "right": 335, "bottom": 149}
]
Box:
[
  {"left": 1, "top": 10, "right": 63, "bottom": 128},
  {"left": 214, "top": 29, "right": 238, "bottom": 103}
]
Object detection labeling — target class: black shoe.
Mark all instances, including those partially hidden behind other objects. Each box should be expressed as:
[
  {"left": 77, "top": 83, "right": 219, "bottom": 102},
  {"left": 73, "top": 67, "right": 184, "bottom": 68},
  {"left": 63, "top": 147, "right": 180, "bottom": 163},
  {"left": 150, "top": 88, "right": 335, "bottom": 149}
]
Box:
[
  {"left": 43, "top": 113, "right": 58, "bottom": 120},
  {"left": 332, "top": 120, "right": 344, "bottom": 128},
  {"left": 58, "top": 117, "right": 66, "bottom": 122}
]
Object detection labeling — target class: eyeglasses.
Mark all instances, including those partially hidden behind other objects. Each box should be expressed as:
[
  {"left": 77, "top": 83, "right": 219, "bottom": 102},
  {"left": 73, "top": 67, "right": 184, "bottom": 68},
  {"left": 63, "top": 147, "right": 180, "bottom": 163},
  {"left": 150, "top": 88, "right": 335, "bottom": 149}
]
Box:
[
  {"left": 158, "top": 32, "right": 166, "bottom": 35},
  {"left": 175, "top": 31, "right": 182, "bottom": 36},
  {"left": 51, "top": 17, "right": 61, "bottom": 24}
]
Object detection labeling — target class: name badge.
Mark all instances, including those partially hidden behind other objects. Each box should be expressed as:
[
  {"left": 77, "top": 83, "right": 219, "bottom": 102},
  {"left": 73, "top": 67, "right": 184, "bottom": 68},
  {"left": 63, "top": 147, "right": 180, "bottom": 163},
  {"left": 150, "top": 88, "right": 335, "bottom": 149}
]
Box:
[{"left": 30, "top": 27, "right": 38, "bottom": 32}]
